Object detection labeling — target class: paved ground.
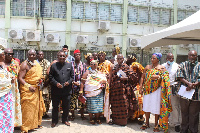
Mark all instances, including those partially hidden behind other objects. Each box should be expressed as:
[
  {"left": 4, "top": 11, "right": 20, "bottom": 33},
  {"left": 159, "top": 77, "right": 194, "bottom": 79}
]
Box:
[{"left": 14, "top": 105, "right": 200, "bottom": 133}]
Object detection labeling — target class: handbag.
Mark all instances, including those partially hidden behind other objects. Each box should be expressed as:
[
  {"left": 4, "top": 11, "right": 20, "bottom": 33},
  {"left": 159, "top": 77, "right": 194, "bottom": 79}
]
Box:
[{"left": 78, "top": 95, "right": 87, "bottom": 104}]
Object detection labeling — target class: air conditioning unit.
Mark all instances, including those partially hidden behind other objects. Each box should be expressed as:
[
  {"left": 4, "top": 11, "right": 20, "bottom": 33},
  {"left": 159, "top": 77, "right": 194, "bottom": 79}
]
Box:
[
  {"left": 129, "top": 38, "right": 141, "bottom": 47},
  {"left": 106, "top": 36, "right": 115, "bottom": 45},
  {"left": 26, "top": 30, "right": 41, "bottom": 41},
  {"left": 0, "top": 38, "right": 7, "bottom": 49},
  {"left": 98, "top": 21, "right": 110, "bottom": 31},
  {"left": 45, "top": 33, "right": 60, "bottom": 43},
  {"left": 77, "top": 35, "right": 89, "bottom": 44},
  {"left": 8, "top": 29, "right": 23, "bottom": 39}
]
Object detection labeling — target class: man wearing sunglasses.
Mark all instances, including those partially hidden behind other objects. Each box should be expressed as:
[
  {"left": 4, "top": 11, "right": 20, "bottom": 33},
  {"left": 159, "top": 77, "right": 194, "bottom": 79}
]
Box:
[
  {"left": 4, "top": 48, "right": 22, "bottom": 127},
  {"left": 49, "top": 50, "right": 74, "bottom": 127}
]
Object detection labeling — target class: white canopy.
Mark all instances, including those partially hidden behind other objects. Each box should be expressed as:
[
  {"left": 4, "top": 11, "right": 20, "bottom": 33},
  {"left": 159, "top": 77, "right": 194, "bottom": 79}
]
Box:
[
  {"left": 0, "top": 37, "right": 7, "bottom": 49},
  {"left": 141, "top": 10, "right": 200, "bottom": 49}
]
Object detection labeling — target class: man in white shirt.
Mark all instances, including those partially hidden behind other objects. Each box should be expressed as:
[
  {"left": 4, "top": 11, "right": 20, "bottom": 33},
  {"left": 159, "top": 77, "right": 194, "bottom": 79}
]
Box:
[{"left": 162, "top": 53, "right": 181, "bottom": 132}]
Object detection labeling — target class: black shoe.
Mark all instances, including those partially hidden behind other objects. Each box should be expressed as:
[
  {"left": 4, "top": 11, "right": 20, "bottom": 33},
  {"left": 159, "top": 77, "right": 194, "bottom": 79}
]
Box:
[
  {"left": 43, "top": 114, "right": 49, "bottom": 119},
  {"left": 175, "top": 125, "right": 180, "bottom": 132},
  {"left": 51, "top": 123, "right": 57, "bottom": 128}
]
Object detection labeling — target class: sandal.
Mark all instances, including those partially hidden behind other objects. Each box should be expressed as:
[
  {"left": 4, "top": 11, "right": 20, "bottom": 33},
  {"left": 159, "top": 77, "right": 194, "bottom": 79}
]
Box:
[
  {"left": 140, "top": 123, "right": 150, "bottom": 130},
  {"left": 108, "top": 121, "right": 114, "bottom": 125},
  {"left": 81, "top": 116, "right": 87, "bottom": 120},
  {"left": 96, "top": 119, "right": 102, "bottom": 124},
  {"left": 138, "top": 118, "right": 145, "bottom": 125},
  {"left": 90, "top": 119, "right": 95, "bottom": 125},
  {"left": 37, "top": 125, "right": 43, "bottom": 129},
  {"left": 153, "top": 125, "right": 160, "bottom": 132},
  {"left": 69, "top": 116, "right": 75, "bottom": 121}
]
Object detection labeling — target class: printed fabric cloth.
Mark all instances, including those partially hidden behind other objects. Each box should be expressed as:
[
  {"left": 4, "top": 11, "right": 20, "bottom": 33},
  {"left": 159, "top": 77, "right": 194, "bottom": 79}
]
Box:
[
  {"left": 7, "top": 58, "right": 22, "bottom": 127},
  {"left": 98, "top": 60, "right": 112, "bottom": 123},
  {"left": 143, "top": 68, "right": 172, "bottom": 133}
]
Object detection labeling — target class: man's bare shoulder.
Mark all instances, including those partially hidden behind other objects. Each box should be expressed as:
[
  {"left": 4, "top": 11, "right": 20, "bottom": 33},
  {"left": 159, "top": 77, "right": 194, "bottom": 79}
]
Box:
[{"left": 20, "top": 61, "right": 28, "bottom": 70}]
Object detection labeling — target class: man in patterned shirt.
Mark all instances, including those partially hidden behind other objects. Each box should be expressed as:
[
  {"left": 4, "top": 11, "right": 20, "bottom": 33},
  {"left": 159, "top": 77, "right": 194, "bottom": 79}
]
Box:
[
  {"left": 69, "top": 49, "right": 87, "bottom": 121},
  {"left": 37, "top": 51, "right": 51, "bottom": 118},
  {"left": 176, "top": 50, "right": 200, "bottom": 133}
]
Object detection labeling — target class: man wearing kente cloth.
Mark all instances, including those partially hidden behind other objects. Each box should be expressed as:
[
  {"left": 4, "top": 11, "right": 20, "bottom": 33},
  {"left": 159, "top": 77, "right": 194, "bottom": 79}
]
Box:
[
  {"left": 109, "top": 54, "right": 137, "bottom": 126},
  {"left": 128, "top": 54, "right": 145, "bottom": 124},
  {"left": 19, "top": 49, "right": 46, "bottom": 133},
  {"left": 97, "top": 51, "right": 112, "bottom": 123},
  {"left": 139, "top": 53, "right": 171, "bottom": 133},
  {"left": 4, "top": 48, "right": 22, "bottom": 127},
  {"left": 37, "top": 51, "right": 51, "bottom": 118}
]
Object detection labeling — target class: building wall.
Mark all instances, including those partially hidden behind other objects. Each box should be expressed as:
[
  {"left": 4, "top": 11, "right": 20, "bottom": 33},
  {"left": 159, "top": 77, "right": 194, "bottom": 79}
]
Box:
[{"left": 0, "top": 0, "right": 200, "bottom": 63}]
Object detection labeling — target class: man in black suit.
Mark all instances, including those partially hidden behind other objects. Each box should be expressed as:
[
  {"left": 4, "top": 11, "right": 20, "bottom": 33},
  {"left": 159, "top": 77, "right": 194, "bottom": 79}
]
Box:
[{"left": 49, "top": 50, "right": 74, "bottom": 127}]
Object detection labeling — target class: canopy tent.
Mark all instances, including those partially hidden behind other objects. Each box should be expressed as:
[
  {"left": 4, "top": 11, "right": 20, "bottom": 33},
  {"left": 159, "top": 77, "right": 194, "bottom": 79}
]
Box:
[
  {"left": 141, "top": 10, "right": 200, "bottom": 49},
  {"left": 0, "top": 37, "right": 7, "bottom": 49}
]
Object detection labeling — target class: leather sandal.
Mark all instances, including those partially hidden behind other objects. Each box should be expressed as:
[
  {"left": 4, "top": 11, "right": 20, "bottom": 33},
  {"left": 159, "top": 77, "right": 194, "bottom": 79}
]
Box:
[
  {"left": 153, "top": 125, "right": 160, "bottom": 132},
  {"left": 96, "top": 119, "right": 102, "bottom": 124},
  {"left": 90, "top": 120, "right": 95, "bottom": 125},
  {"left": 69, "top": 116, "right": 75, "bottom": 121},
  {"left": 140, "top": 123, "right": 150, "bottom": 130}
]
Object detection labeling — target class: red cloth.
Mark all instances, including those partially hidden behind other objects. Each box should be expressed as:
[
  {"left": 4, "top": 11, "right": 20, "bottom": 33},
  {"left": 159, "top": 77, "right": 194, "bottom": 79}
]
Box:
[
  {"left": 14, "top": 58, "right": 20, "bottom": 65},
  {"left": 74, "top": 49, "right": 80, "bottom": 54}
]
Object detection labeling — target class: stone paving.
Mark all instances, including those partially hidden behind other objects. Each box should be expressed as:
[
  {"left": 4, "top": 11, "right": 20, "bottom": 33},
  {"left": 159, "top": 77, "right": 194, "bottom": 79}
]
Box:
[{"left": 14, "top": 106, "right": 200, "bottom": 133}]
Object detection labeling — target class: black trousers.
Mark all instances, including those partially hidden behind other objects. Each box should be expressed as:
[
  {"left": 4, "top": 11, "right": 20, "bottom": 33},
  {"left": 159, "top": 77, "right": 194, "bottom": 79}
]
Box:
[
  {"left": 180, "top": 98, "right": 200, "bottom": 133},
  {"left": 51, "top": 94, "right": 71, "bottom": 124}
]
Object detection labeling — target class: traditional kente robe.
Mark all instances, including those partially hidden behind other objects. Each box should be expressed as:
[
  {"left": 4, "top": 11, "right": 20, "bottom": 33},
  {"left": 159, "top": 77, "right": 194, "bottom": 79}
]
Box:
[
  {"left": 143, "top": 68, "right": 172, "bottom": 133},
  {"left": 20, "top": 60, "right": 46, "bottom": 132},
  {"left": 7, "top": 59, "right": 22, "bottom": 127}
]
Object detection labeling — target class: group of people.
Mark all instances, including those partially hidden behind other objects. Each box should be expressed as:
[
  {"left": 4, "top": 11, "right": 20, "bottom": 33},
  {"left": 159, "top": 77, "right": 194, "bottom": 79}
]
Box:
[{"left": 0, "top": 44, "right": 199, "bottom": 133}]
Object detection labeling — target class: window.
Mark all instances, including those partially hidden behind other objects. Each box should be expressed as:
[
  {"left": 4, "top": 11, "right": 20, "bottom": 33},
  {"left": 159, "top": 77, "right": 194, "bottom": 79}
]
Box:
[
  {"left": 71, "top": 2, "right": 84, "bottom": 19},
  {"left": 151, "top": 8, "right": 160, "bottom": 25},
  {"left": 98, "top": 4, "right": 110, "bottom": 20},
  {"left": 0, "top": 0, "right": 5, "bottom": 15},
  {"left": 161, "top": 9, "right": 171, "bottom": 25},
  {"left": 85, "top": 3, "right": 97, "bottom": 20},
  {"left": 139, "top": 7, "right": 149, "bottom": 23},
  {"left": 110, "top": 5, "right": 122, "bottom": 22},
  {"left": 11, "top": 0, "right": 38, "bottom": 17},
  {"left": 53, "top": 0, "right": 66, "bottom": 18},
  {"left": 128, "top": 6, "right": 138, "bottom": 22},
  {"left": 177, "top": 10, "right": 186, "bottom": 22}
]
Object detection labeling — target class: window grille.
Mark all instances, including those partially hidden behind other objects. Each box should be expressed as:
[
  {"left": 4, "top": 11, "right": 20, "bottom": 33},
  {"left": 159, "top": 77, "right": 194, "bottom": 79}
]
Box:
[
  {"left": 53, "top": 0, "right": 66, "bottom": 18},
  {"left": 161, "top": 9, "right": 171, "bottom": 25},
  {"left": 40, "top": 0, "right": 53, "bottom": 18},
  {"left": 71, "top": 2, "right": 84, "bottom": 19},
  {"left": 110, "top": 4, "right": 122, "bottom": 21},
  {"left": 151, "top": 8, "right": 160, "bottom": 25},
  {"left": 177, "top": 10, "right": 186, "bottom": 22},
  {"left": 139, "top": 7, "right": 149, "bottom": 23},
  {"left": 85, "top": 3, "right": 97, "bottom": 20},
  {"left": 0, "top": 0, "right": 5, "bottom": 15},
  {"left": 98, "top": 3, "right": 110, "bottom": 20},
  {"left": 128, "top": 6, "right": 138, "bottom": 22},
  {"left": 186, "top": 11, "right": 195, "bottom": 18},
  {"left": 11, "top": 0, "right": 37, "bottom": 17}
]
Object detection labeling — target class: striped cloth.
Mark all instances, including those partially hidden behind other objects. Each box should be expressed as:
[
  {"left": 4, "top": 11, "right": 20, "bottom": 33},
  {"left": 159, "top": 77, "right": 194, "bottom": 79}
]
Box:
[{"left": 86, "top": 91, "right": 103, "bottom": 113}]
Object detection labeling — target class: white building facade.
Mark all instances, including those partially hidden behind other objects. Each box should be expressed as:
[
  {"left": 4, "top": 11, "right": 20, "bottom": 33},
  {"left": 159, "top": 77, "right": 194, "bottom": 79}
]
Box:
[{"left": 0, "top": 0, "right": 199, "bottom": 65}]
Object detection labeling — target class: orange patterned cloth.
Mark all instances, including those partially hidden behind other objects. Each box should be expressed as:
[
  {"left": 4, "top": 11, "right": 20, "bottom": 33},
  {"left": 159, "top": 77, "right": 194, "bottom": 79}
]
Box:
[
  {"left": 19, "top": 60, "right": 46, "bottom": 132},
  {"left": 143, "top": 68, "right": 172, "bottom": 133}
]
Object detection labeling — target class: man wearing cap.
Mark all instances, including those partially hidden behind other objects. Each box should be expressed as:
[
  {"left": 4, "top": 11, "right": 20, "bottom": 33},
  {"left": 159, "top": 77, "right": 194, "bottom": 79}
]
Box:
[{"left": 69, "top": 49, "right": 87, "bottom": 121}]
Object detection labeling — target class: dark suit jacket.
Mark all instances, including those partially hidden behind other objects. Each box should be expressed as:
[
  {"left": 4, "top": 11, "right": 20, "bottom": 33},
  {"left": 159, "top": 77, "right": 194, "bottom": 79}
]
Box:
[{"left": 49, "top": 62, "right": 74, "bottom": 95}]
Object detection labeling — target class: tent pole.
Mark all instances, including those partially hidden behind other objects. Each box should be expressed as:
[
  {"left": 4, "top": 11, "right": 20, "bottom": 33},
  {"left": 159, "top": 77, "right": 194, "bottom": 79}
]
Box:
[{"left": 173, "top": 0, "right": 178, "bottom": 62}]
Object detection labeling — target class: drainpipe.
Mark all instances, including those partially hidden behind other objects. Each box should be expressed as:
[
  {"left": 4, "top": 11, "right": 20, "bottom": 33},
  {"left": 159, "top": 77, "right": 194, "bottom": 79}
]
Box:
[
  {"left": 122, "top": 0, "right": 128, "bottom": 57},
  {"left": 5, "top": 0, "right": 11, "bottom": 47},
  {"left": 173, "top": 0, "right": 178, "bottom": 61},
  {"left": 66, "top": 0, "right": 72, "bottom": 52}
]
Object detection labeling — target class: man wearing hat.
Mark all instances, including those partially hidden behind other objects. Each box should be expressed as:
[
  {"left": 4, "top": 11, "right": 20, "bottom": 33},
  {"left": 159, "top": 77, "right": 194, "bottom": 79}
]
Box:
[{"left": 69, "top": 49, "right": 87, "bottom": 121}]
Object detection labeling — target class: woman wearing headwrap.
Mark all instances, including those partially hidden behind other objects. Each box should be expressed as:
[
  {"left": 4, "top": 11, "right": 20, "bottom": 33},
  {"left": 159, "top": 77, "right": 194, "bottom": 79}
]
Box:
[
  {"left": 84, "top": 53, "right": 93, "bottom": 70},
  {"left": 139, "top": 53, "right": 172, "bottom": 133}
]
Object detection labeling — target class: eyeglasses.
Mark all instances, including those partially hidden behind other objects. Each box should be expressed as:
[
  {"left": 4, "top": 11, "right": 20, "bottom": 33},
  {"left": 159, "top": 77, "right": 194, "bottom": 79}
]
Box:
[
  {"left": 5, "top": 53, "right": 14, "bottom": 56},
  {"left": 59, "top": 55, "right": 65, "bottom": 57}
]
